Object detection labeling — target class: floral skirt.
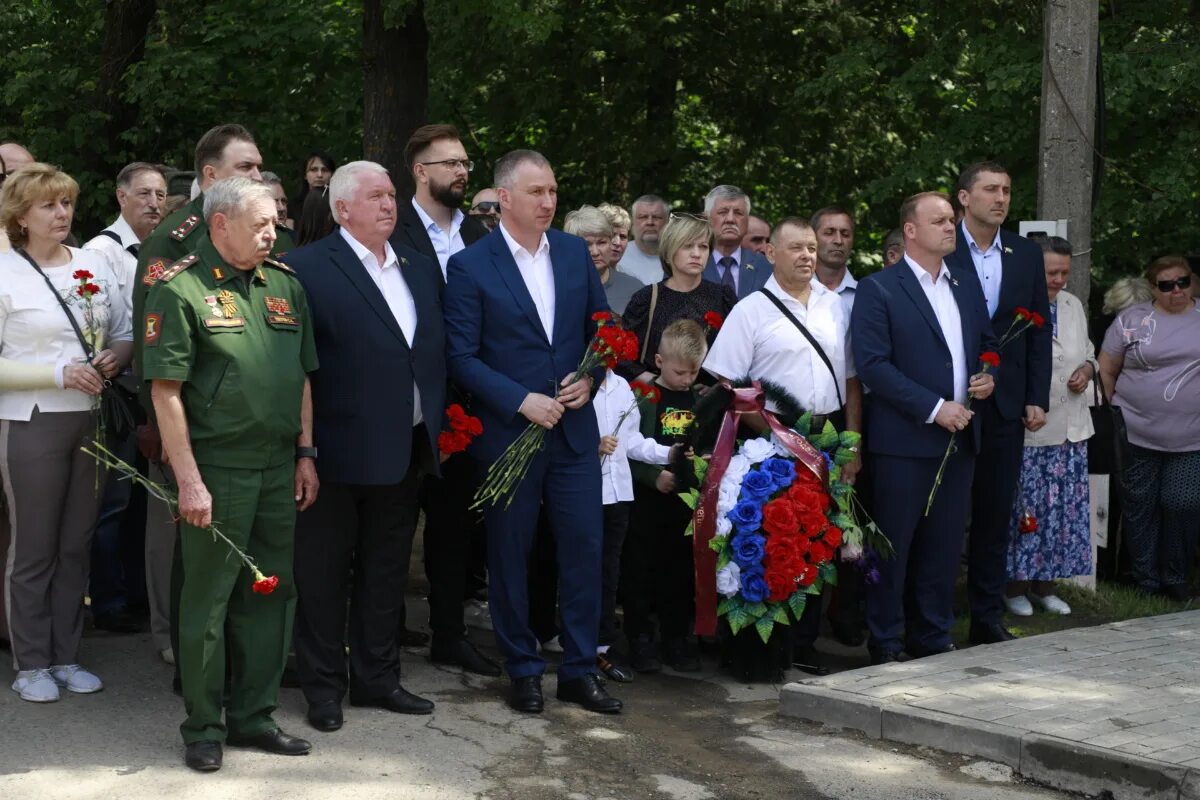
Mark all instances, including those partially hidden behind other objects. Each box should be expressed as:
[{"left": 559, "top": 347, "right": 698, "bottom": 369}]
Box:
[{"left": 1006, "top": 440, "right": 1092, "bottom": 581}]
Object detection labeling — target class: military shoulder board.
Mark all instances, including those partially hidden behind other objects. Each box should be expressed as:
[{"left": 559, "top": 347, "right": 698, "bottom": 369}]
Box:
[
  {"left": 262, "top": 256, "right": 295, "bottom": 274},
  {"left": 169, "top": 215, "right": 201, "bottom": 241},
  {"left": 159, "top": 254, "right": 199, "bottom": 283}
]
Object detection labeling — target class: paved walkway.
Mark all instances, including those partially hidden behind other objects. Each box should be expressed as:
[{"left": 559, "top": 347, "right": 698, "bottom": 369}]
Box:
[{"left": 781, "top": 610, "right": 1200, "bottom": 800}]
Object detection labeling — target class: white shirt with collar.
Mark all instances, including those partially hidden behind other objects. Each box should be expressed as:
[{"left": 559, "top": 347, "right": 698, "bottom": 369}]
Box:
[
  {"left": 703, "top": 274, "right": 854, "bottom": 416},
  {"left": 593, "top": 371, "right": 671, "bottom": 504},
  {"left": 961, "top": 220, "right": 1003, "bottom": 318},
  {"left": 411, "top": 197, "right": 464, "bottom": 279},
  {"left": 903, "top": 254, "right": 967, "bottom": 423},
  {"left": 340, "top": 227, "right": 422, "bottom": 425},
  {"left": 498, "top": 222, "right": 555, "bottom": 344},
  {"left": 82, "top": 214, "right": 141, "bottom": 321},
  {"left": 712, "top": 247, "right": 751, "bottom": 295},
  {"left": 827, "top": 268, "right": 858, "bottom": 315}
]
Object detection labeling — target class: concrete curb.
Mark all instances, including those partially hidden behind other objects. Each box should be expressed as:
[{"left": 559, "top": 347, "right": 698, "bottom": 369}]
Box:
[{"left": 780, "top": 682, "right": 1198, "bottom": 800}]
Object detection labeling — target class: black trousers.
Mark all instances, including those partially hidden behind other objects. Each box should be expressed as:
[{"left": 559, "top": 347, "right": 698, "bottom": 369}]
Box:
[
  {"left": 421, "top": 450, "right": 484, "bottom": 644},
  {"left": 622, "top": 487, "right": 694, "bottom": 642},
  {"left": 967, "top": 401, "right": 1025, "bottom": 626},
  {"left": 599, "top": 501, "right": 631, "bottom": 647},
  {"left": 293, "top": 464, "right": 421, "bottom": 705}
]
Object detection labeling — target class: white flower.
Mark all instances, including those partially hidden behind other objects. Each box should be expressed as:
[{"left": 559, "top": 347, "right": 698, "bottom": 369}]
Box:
[
  {"left": 771, "top": 433, "right": 793, "bottom": 458},
  {"left": 725, "top": 453, "right": 752, "bottom": 483},
  {"left": 715, "top": 515, "right": 733, "bottom": 539},
  {"left": 840, "top": 543, "right": 864, "bottom": 561},
  {"left": 716, "top": 562, "right": 742, "bottom": 597},
  {"left": 717, "top": 482, "right": 740, "bottom": 514},
  {"left": 739, "top": 437, "right": 775, "bottom": 464}
]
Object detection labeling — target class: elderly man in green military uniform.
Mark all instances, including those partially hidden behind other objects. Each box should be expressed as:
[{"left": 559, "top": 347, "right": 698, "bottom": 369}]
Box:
[{"left": 143, "top": 177, "right": 320, "bottom": 772}]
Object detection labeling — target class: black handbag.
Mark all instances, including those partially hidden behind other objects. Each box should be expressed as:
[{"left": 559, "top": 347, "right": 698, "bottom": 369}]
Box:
[
  {"left": 1087, "top": 362, "right": 1129, "bottom": 475},
  {"left": 16, "top": 248, "right": 136, "bottom": 441}
]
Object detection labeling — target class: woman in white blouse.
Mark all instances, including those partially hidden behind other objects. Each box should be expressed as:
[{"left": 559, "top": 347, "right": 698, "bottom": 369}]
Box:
[
  {"left": 703, "top": 216, "right": 862, "bottom": 676},
  {"left": 0, "top": 164, "right": 133, "bottom": 702}
]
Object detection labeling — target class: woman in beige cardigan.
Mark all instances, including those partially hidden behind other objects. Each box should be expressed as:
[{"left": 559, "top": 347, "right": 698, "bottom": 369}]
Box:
[{"left": 1004, "top": 237, "right": 1095, "bottom": 617}]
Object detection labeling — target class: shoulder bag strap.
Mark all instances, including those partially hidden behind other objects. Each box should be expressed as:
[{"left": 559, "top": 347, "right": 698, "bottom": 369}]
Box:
[
  {"left": 757, "top": 287, "right": 843, "bottom": 408},
  {"left": 96, "top": 229, "right": 122, "bottom": 245},
  {"left": 15, "top": 247, "right": 96, "bottom": 361},
  {"left": 638, "top": 282, "right": 659, "bottom": 363}
]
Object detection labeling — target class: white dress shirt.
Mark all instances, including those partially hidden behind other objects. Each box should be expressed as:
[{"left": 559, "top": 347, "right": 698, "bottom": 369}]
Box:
[
  {"left": 703, "top": 275, "right": 854, "bottom": 416},
  {"left": 499, "top": 222, "right": 555, "bottom": 343},
  {"left": 340, "top": 227, "right": 422, "bottom": 425},
  {"left": 961, "top": 221, "right": 1003, "bottom": 318},
  {"left": 82, "top": 214, "right": 141, "bottom": 322},
  {"left": 411, "top": 197, "right": 465, "bottom": 279},
  {"left": 593, "top": 371, "right": 671, "bottom": 504},
  {"left": 829, "top": 268, "right": 858, "bottom": 315},
  {"left": 904, "top": 255, "right": 967, "bottom": 423}
]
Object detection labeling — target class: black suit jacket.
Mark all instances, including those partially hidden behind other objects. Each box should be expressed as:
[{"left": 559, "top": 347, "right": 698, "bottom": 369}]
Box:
[
  {"left": 285, "top": 231, "right": 446, "bottom": 485},
  {"left": 390, "top": 199, "right": 490, "bottom": 273},
  {"left": 945, "top": 224, "right": 1052, "bottom": 421}
]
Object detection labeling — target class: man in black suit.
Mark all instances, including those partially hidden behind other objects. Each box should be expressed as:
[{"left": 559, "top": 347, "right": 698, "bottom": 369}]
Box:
[
  {"left": 287, "top": 161, "right": 445, "bottom": 732},
  {"left": 391, "top": 124, "right": 499, "bottom": 678},
  {"left": 945, "top": 161, "right": 1052, "bottom": 646}
]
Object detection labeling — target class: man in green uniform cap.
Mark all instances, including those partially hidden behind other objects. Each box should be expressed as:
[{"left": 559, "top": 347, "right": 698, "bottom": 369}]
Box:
[{"left": 143, "top": 176, "right": 320, "bottom": 772}]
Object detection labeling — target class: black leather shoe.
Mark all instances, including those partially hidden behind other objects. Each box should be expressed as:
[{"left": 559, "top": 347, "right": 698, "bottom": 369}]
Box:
[
  {"left": 510, "top": 675, "right": 544, "bottom": 713},
  {"left": 350, "top": 686, "right": 434, "bottom": 715},
  {"left": 828, "top": 618, "right": 866, "bottom": 648},
  {"left": 226, "top": 728, "right": 311, "bottom": 756},
  {"left": 792, "top": 644, "right": 831, "bottom": 676},
  {"left": 431, "top": 638, "right": 502, "bottom": 677},
  {"left": 663, "top": 637, "right": 701, "bottom": 672},
  {"left": 869, "top": 649, "right": 903, "bottom": 666},
  {"left": 184, "top": 740, "right": 222, "bottom": 772},
  {"left": 307, "top": 700, "right": 343, "bottom": 732},
  {"left": 92, "top": 607, "right": 145, "bottom": 634},
  {"left": 596, "top": 652, "right": 634, "bottom": 683},
  {"left": 968, "top": 622, "right": 1018, "bottom": 645},
  {"left": 906, "top": 642, "right": 957, "bottom": 659},
  {"left": 557, "top": 673, "right": 623, "bottom": 713},
  {"left": 398, "top": 628, "right": 431, "bottom": 648}
]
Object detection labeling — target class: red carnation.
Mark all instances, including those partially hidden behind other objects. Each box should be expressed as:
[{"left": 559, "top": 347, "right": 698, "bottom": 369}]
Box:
[
  {"left": 631, "top": 381, "right": 661, "bottom": 404},
  {"left": 592, "top": 311, "right": 612, "bottom": 323},
  {"left": 762, "top": 498, "right": 800, "bottom": 538},
  {"left": 1029, "top": 312, "right": 1045, "bottom": 328},
  {"left": 252, "top": 574, "right": 279, "bottom": 595},
  {"left": 979, "top": 351, "right": 1001, "bottom": 369},
  {"left": 438, "top": 430, "right": 472, "bottom": 455},
  {"left": 72, "top": 269, "right": 94, "bottom": 281},
  {"left": 1014, "top": 307, "right": 1031, "bottom": 321},
  {"left": 703, "top": 311, "right": 725, "bottom": 331},
  {"left": 465, "top": 416, "right": 483, "bottom": 436}
]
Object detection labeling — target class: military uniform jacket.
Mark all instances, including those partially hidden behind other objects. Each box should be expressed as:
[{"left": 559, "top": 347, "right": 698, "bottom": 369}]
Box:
[{"left": 141, "top": 235, "right": 318, "bottom": 470}]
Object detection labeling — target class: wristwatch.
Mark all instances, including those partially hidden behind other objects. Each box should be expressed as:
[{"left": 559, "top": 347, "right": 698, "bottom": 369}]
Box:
[{"left": 295, "top": 446, "right": 318, "bottom": 460}]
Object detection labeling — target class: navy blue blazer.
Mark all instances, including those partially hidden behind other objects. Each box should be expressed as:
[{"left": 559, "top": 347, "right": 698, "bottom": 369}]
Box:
[
  {"left": 945, "top": 225, "right": 1052, "bottom": 421},
  {"left": 703, "top": 248, "right": 772, "bottom": 300},
  {"left": 851, "top": 260, "right": 998, "bottom": 459},
  {"left": 444, "top": 227, "right": 610, "bottom": 462},
  {"left": 285, "top": 231, "right": 446, "bottom": 485}
]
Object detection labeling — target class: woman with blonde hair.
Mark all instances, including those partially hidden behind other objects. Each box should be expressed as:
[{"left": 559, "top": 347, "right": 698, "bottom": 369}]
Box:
[
  {"left": 565, "top": 205, "right": 643, "bottom": 316},
  {"left": 0, "top": 163, "right": 132, "bottom": 702}
]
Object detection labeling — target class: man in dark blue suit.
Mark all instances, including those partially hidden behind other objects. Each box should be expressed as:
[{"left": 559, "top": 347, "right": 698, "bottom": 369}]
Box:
[
  {"left": 945, "top": 162, "right": 1051, "bottom": 645},
  {"left": 286, "top": 161, "right": 445, "bottom": 732},
  {"left": 443, "top": 150, "right": 621, "bottom": 714},
  {"left": 701, "top": 185, "right": 771, "bottom": 300},
  {"left": 851, "top": 192, "right": 997, "bottom": 664}
]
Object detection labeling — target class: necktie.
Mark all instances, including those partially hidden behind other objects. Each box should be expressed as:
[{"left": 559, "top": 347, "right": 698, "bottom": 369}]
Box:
[{"left": 719, "top": 256, "right": 736, "bottom": 291}]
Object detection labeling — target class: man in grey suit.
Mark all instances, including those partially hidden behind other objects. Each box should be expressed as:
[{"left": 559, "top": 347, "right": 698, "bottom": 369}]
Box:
[{"left": 701, "top": 185, "right": 771, "bottom": 300}]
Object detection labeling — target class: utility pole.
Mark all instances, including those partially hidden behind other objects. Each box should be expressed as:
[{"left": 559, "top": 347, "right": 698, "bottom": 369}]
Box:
[{"left": 1037, "top": 0, "right": 1099, "bottom": 306}]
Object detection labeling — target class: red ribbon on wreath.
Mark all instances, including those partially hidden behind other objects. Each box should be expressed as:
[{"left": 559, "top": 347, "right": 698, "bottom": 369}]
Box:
[{"left": 692, "top": 380, "right": 829, "bottom": 636}]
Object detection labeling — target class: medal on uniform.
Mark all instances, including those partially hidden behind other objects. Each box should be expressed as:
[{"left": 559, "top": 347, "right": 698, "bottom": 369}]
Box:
[
  {"left": 264, "top": 296, "right": 291, "bottom": 314},
  {"left": 217, "top": 289, "right": 238, "bottom": 319},
  {"left": 203, "top": 295, "right": 222, "bottom": 318}
]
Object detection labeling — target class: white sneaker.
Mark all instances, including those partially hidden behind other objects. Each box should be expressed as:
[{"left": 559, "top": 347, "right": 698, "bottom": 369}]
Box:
[
  {"left": 541, "top": 635, "right": 564, "bottom": 654},
  {"left": 50, "top": 664, "right": 104, "bottom": 693},
  {"left": 159, "top": 647, "right": 176, "bottom": 666},
  {"left": 1032, "top": 594, "right": 1072, "bottom": 615},
  {"left": 1003, "top": 595, "right": 1034, "bottom": 616},
  {"left": 12, "top": 669, "right": 60, "bottom": 703}
]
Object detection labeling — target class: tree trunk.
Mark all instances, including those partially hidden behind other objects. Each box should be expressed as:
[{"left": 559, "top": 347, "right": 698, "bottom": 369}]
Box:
[
  {"left": 363, "top": 0, "right": 429, "bottom": 199},
  {"left": 1037, "top": 0, "right": 1099, "bottom": 306}
]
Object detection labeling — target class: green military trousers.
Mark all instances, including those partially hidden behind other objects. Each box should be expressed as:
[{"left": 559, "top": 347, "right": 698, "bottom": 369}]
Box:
[{"left": 178, "top": 462, "right": 296, "bottom": 744}]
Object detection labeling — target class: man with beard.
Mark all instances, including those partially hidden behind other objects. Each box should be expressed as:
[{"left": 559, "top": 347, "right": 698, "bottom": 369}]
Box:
[
  {"left": 701, "top": 185, "right": 771, "bottom": 301},
  {"left": 389, "top": 124, "right": 499, "bottom": 676},
  {"left": 617, "top": 194, "right": 669, "bottom": 285},
  {"left": 812, "top": 206, "right": 858, "bottom": 314}
]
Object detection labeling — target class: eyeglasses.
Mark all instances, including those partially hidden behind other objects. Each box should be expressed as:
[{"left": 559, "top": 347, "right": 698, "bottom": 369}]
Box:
[
  {"left": 419, "top": 159, "right": 474, "bottom": 172},
  {"left": 669, "top": 212, "right": 707, "bottom": 222},
  {"left": 470, "top": 201, "right": 500, "bottom": 214},
  {"left": 1156, "top": 275, "right": 1192, "bottom": 292}
]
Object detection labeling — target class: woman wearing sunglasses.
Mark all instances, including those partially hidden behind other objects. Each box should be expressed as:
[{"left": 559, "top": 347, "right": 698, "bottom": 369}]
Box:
[{"left": 1099, "top": 255, "right": 1200, "bottom": 600}]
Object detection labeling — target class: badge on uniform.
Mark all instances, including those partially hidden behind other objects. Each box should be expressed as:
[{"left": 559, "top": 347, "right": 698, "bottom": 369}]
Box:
[
  {"left": 203, "top": 295, "right": 223, "bottom": 318},
  {"left": 212, "top": 267, "right": 225, "bottom": 281},
  {"left": 144, "top": 313, "right": 162, "bottom": 344},
  {"left": 216, "top": 289, "right": 238, "bottom": 319},
  {"left": 264, "top": 296, "right": 291, "bottom": 314},
  {"left": 144, "top": 260, "right": 166, "bottom": 286}
]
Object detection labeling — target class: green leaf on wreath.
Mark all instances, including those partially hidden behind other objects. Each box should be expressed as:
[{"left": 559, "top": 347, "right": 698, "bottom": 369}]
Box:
[
  {"left": 743, "top": 602, "right": 767, "bottom": 618},
  {"left": 805, "top": 578, "right": 823, "bottom": 595},
  {"left": 772, "top": 604, "right": 790, "bottom": 624},
  {"left": 727, "top": 603, "right": 751, "bottom": 634},
  {"left": 716, "top": 548, "right": 730, "bottom": 569},
  {"left": 834, "top": 447, "right": 857, "bottom": 466},
  {"left": 694, "top": 458, "right": 709, "bottom": 485},
  {"left": 718, "top": 597, "right": 735, "bottom": 617},
  {"left": 709, "top": 536, "right": 727, "bottom": 553},
  {"left": 788, "top": 592, "right": 807, "bottom": 618},
  {"left": 684, "top": 519, "right": 694, "bottom": 537},
  {"left": 679, "top": 489, "right": 699, "bottom": 510},
  {"left": 755, "top": 614, "right": 775, "bottom": 644},
  {"left": 838, "top": 430, "right": 862, "bottom": 449},
  {"left": 796, "top": 411, "right": 813, "bottom": 434},
  {"left": 819, "top": 561, "right": 838, "bottom": 587}
]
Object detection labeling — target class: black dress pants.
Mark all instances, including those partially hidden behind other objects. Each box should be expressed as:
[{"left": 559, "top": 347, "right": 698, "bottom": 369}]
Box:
[
  {"left": 967, "top": 401, "right": 1025, "bottom": 627},
  {"left": 421, "top": 450, "right": 484, "bottom": 645},
  {"left": 622, "top": 488, "right": 694, "bottom": 642}
]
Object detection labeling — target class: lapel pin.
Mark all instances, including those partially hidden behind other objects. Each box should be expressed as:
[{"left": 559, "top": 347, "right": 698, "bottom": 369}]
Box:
[{"left": 950, "top": 276, "right": 959, "bottom": 287}]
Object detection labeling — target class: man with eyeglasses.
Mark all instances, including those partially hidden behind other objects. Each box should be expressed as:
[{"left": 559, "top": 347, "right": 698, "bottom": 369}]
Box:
[
  {"left": 390, "top": 124, "right": 500, "bottom": 678},
  {"left": 469, "top": 189, "right": 501, "bottom": 232}
]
